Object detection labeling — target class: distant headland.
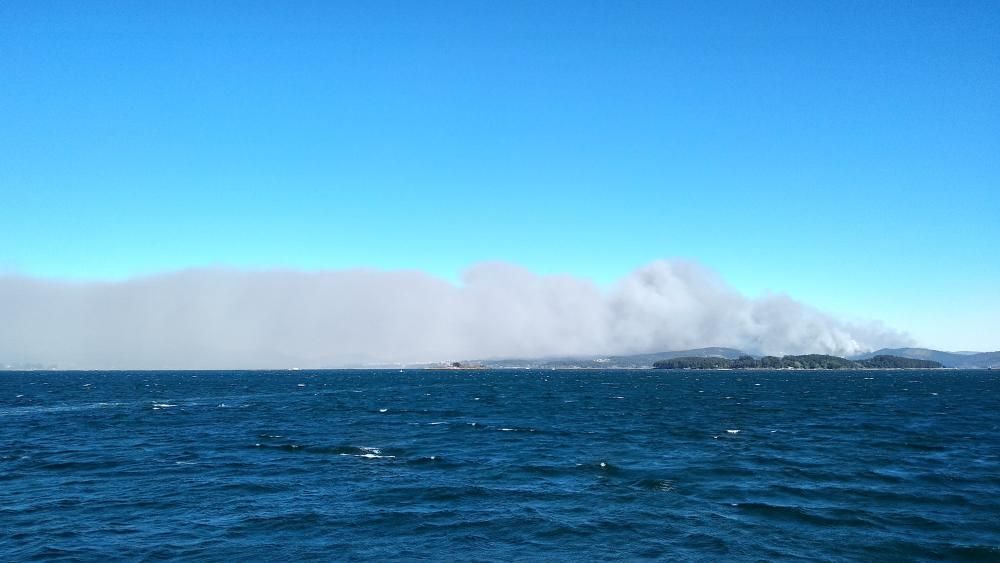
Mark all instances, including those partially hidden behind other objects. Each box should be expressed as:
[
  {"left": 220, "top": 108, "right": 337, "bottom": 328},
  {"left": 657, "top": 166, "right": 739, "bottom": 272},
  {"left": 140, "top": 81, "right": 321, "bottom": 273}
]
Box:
[
  {"left": 652, "top": 354, "right": 940, "bottom": 370},
  {"left": 454, "top": 347, "right": 999, "bottom": 370},
  {"left": 4, "top": 347, "right": 998, "bottom": 371}
]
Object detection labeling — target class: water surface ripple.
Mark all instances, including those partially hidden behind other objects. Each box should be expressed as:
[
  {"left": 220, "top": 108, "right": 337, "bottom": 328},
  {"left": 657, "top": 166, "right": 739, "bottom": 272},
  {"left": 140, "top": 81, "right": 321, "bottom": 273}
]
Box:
[{"left": 1, "top": 369, "right": 998, "bottom": 560}]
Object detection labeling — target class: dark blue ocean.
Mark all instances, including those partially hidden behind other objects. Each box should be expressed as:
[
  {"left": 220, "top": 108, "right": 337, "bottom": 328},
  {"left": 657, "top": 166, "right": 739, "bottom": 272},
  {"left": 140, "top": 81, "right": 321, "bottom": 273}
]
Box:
[{"left": 2, "top": 369, "right": 999, "bottom": 561}]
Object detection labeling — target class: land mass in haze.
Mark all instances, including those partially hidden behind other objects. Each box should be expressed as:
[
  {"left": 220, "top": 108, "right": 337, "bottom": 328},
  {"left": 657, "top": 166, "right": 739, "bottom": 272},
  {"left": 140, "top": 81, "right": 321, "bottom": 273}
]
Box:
[
  {"left": 652, "top": 354, "right": 942, "bottom": 370},
  {"left": 473, "top": 348, "right": 749, "bottom": 370},
  {"left": 4, "top": 348, "right": 998, "bottom": 371},
  {"left": 853, "top": 348, "right": 1000, "bottom": 369},
  {"left": 466, "top": 347, "right": 999, "bottom": 370}
]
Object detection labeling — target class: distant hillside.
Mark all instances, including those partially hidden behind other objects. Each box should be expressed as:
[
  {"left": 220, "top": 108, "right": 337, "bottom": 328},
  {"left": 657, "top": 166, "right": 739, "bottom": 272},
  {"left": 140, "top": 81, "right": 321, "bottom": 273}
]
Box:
[
  {"left": 459, "top": 346, "right": 999, "bottom": 370},
  {"left": 855, "top": 348, "right": 1000, "bottom": 369},
  {"left": 654, "top": 354, "right": 942, "bottom": 370},
  {"left": 479, "top": 347, "right": 748, "bottom": 369}
]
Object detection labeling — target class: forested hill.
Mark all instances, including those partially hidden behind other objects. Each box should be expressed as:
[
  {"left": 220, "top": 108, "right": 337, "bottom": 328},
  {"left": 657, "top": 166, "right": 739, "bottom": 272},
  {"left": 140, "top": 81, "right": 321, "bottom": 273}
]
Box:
[
  {"left": 478, "top": 348, "right": 747, "bottom": 369},
  {"left": 653, "top": 354, "right": 942, "bottom": 370},
  {"left": 854, "top": 348, "right": 1000, "bottom": 369}
]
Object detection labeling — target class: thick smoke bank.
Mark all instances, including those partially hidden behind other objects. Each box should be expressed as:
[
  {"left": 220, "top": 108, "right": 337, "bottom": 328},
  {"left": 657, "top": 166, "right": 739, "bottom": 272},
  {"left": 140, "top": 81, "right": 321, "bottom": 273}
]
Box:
[{"left": 0, "top": 260, "right": 910, "bottom": 369}]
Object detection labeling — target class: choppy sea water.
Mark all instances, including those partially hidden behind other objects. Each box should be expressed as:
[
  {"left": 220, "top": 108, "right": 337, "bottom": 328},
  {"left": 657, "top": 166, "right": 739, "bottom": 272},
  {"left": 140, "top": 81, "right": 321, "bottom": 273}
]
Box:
[{"left": 1, "top": 369, "right": 998, "bottom": 561}]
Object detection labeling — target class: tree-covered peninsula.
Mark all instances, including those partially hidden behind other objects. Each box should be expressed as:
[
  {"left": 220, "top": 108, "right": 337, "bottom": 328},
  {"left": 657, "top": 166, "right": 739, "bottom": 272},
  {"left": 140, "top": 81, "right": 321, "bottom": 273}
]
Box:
[{"left": 653, "top": 354, "right": 942, "bottom": 370}]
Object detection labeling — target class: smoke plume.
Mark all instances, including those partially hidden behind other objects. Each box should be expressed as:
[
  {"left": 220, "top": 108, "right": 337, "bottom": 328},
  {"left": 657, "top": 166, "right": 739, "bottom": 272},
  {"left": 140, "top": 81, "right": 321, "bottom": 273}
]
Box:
[{"left": 0, "top": 260, "right": 910, "bottom": 368}]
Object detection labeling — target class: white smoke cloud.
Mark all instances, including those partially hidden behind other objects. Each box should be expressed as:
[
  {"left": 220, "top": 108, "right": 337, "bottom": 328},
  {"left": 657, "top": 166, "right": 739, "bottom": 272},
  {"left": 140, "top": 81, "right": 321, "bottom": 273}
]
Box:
[{"left": 0, "top": 260, "right": 910, "bottom": 369}]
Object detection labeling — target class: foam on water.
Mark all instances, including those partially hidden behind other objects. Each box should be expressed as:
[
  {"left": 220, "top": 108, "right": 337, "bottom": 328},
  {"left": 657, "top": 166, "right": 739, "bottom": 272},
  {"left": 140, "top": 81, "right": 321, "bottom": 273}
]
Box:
[{"left": 1, "top": 369, "right": 997, "bottom": 560}]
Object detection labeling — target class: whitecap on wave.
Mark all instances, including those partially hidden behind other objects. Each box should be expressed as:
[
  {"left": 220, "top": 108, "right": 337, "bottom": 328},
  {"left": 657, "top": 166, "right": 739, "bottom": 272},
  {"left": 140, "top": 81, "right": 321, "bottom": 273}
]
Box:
[{"left": 340, "top": 446, "right": 395, "bottom": 459}]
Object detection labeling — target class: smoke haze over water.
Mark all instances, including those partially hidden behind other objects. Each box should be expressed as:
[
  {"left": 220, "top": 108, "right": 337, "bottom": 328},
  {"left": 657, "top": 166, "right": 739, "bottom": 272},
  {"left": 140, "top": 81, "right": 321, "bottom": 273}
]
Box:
[{"left": 0, "top": 260, "right": 910, "bottom": 369}]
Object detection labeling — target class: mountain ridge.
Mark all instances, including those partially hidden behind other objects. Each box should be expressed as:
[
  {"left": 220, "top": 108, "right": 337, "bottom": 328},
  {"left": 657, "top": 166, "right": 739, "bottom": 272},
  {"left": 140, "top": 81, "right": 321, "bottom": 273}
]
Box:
[
  {"left": 477, "top": 347, "right": 747, "bottom": 369},
  {"left": 472, "top": 346, "right": 999, "bottom": 369},
  {"left": 853, "top": 348, "right": 1000, "bottom": 369}
]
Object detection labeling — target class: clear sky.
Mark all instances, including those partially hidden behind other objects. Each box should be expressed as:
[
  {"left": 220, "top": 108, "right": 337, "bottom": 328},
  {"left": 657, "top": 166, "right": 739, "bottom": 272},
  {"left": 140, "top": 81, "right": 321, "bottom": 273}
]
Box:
[{"left": 2, "top": 1, "right": 998, "bottom": 350}]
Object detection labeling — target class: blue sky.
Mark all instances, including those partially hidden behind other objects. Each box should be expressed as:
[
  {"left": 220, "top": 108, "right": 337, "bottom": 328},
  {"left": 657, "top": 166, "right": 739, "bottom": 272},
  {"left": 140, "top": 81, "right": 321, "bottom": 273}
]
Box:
[{"left": 2, "top": 1, "right": 998, "bottom": 350}]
